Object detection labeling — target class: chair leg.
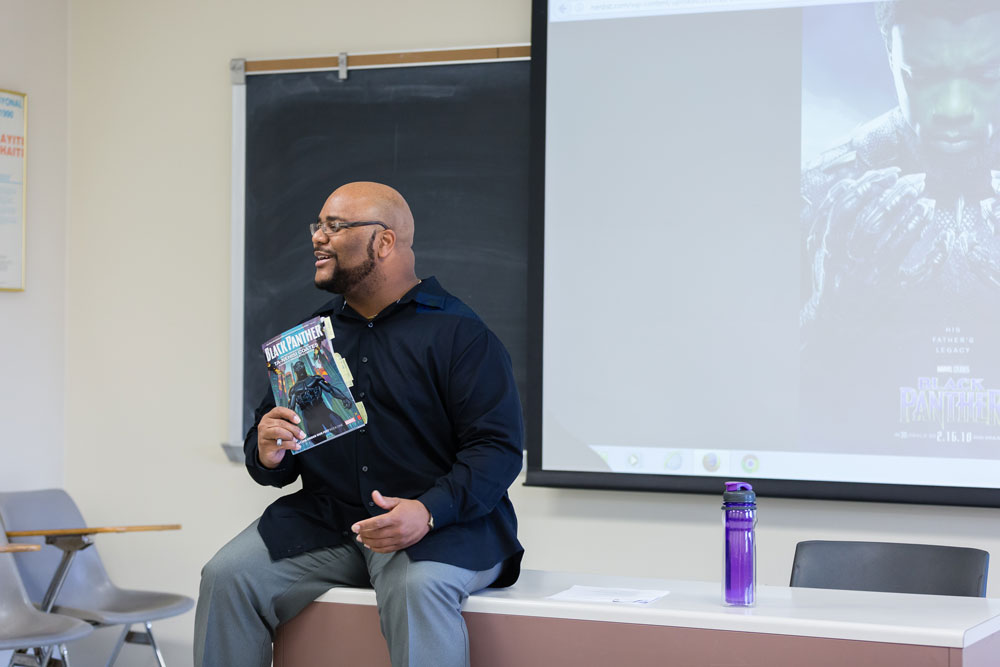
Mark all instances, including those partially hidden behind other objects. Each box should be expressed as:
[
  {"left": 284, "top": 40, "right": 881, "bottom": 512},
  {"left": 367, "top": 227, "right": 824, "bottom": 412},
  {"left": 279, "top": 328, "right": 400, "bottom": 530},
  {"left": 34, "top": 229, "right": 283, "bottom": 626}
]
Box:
[
  {"left": 104, "top": 625, "right": 129, "bottom": 667},
  {"left": 105, "top": 622, "right": 166, "bottom": 667},
  {"left": 35, "top": 643, "right": 70, "bottom": 667},
  {"left": 43, "top": 651, "right": 66, "bottom": 667},
  {"left": 58, "top": 643, "right": 72, "bottom": 667},
  {"left": 8, "top": 647, "right": 43, "bottom": 667},
  {"left": 144, "top": 623, "right": 166, "bottom": 667}
]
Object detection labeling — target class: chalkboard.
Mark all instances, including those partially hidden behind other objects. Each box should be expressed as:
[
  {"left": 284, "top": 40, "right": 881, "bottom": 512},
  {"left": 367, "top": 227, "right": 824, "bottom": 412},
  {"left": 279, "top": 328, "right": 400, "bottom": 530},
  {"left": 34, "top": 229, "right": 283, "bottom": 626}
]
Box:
[{"left": 242, "top": 61, "right": 532, "bottom": 437}]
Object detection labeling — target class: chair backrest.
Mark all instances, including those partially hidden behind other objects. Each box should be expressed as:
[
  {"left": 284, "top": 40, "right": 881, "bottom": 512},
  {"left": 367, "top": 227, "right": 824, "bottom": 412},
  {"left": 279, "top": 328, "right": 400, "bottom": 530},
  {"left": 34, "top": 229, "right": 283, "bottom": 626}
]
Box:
[
  {"left": 790, "top": 540, "right": 989, "bottom": 597},
  {"left": 0, "top": 489, "right": 117, "bottom": 608}
]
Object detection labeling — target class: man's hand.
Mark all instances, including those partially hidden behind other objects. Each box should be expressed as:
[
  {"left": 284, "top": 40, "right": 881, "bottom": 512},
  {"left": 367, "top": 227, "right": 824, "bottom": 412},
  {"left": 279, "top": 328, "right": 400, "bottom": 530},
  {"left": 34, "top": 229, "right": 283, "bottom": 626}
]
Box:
[
  {"left": 256, "top": 407, "right": 306, "bottom": 469},
  {"left": 351, "top": 490, "right": 431, "bottom": 553}
]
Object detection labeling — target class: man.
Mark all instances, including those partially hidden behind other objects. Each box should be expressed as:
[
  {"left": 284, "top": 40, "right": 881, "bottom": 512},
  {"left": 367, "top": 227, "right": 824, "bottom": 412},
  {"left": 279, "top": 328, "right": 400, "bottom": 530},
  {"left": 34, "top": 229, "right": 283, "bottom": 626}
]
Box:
[
  {"left": 195, "top": 182, "right": 524, "bottom": 667},
  {"left": 801, "top": 0, "right": 1000, "bottom": 327}
]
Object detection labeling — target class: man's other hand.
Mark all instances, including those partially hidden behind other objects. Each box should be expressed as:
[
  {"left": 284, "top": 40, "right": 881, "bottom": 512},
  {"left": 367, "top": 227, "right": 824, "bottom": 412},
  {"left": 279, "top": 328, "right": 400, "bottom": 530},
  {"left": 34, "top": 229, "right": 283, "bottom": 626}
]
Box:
[
  {"left": 351, "top": 490, "right": 431, "bottom": 553},
  {"left": 257, "top": 407, "right": 305, "bottom": 469}
]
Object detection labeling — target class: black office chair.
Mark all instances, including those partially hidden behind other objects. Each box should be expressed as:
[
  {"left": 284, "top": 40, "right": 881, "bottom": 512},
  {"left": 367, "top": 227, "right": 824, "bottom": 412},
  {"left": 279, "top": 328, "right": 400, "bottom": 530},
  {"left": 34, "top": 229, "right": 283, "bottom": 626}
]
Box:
[{"left": 790, "top": 540, "right": 989, "bottom": 597}]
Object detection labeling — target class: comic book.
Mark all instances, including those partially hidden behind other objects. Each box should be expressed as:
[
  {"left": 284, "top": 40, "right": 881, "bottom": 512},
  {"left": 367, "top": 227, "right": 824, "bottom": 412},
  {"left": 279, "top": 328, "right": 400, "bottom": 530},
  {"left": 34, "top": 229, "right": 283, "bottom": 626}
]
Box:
[{"left": 261, "top": 315, "right": 366, "bottom": 454}]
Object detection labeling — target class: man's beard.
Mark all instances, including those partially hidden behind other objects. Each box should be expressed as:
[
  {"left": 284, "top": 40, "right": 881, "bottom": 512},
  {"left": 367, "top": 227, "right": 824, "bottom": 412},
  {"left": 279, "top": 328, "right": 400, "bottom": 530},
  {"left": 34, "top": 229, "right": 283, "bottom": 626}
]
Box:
[{"left": 315, "top": 231, "right": 377, "bottom": 294}]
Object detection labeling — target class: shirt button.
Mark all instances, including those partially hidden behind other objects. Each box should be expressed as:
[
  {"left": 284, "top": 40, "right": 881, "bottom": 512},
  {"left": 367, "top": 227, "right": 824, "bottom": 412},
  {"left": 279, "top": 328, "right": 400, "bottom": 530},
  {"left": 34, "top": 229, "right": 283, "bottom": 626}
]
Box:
[
  {"left": 367, "top": 322, "right": 374, "bottom": 328},
  {"left": 361, "top": 356, "right": 368, "bottom": 363},
  {"left": 360, "top": 428, "right": 367, "bottom": 435},
  {"left": 368, "top": 501, "right": 375, "bottom": 507},
  {"left": 361, "top": 465, "right": 368, "bottom": 472},
  {"left": 358, "top": 391, "right": 365, "bottom": 399}
]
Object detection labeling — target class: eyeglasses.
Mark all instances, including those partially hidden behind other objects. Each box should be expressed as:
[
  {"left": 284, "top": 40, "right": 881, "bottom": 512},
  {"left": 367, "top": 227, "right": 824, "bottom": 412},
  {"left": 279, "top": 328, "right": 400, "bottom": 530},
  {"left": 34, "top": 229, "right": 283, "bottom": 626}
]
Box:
[{"left": 310, "top": 220, "right": 388, "bottom": 236}]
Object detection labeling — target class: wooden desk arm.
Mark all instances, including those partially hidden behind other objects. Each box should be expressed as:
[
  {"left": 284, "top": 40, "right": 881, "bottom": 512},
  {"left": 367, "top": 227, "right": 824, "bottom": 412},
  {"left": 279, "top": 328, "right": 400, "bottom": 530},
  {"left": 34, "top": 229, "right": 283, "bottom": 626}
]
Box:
[
  {"left": 6, "top": 524, "right": 181, "bottom": 539},
  {"left": 0, "top": 544, "right": 41, "bottom": 553}
]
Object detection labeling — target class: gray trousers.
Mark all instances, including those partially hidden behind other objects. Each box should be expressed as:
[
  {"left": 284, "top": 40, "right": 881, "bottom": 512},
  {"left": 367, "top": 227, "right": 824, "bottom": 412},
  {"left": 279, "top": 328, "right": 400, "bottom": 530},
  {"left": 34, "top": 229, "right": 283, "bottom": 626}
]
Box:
[{"left": 193, "top": 521, "right": 501, "bottom": 667}]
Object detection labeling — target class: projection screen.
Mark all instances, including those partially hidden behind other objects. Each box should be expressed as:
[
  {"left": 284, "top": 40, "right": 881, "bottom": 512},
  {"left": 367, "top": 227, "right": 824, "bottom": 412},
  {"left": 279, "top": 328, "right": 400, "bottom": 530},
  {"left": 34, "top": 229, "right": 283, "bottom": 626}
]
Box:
[{"left": 526, "top": 0, "right": 1000, "bottom": 506}]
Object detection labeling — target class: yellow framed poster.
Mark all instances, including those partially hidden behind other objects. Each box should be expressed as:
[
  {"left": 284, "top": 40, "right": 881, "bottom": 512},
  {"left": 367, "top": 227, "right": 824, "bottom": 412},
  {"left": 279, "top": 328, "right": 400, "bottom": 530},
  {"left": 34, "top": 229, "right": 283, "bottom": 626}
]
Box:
[{"left": 0, "top": 88, "right": 26, "bottom": 291}]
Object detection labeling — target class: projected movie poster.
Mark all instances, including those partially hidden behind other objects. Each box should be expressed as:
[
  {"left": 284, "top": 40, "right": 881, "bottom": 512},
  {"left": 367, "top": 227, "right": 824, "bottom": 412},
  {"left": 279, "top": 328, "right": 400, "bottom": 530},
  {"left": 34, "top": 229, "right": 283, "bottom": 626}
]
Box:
[{"left": 799, "top": 1, "right": 1000, "bottom": 459}]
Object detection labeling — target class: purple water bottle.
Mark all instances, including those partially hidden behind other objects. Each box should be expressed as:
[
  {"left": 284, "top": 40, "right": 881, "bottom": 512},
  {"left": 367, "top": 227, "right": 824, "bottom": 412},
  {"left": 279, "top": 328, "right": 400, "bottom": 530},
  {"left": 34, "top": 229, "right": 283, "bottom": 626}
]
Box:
[{"left": 722, "top": 481, "right": 756, "bottom": 606}]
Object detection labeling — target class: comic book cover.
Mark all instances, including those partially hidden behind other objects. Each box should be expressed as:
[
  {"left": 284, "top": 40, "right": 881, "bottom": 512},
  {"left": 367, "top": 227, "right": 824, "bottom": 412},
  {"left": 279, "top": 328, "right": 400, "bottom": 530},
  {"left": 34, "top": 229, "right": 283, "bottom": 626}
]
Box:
[{"left": 261, "top": 315, "right": 366, "bottom": 454}]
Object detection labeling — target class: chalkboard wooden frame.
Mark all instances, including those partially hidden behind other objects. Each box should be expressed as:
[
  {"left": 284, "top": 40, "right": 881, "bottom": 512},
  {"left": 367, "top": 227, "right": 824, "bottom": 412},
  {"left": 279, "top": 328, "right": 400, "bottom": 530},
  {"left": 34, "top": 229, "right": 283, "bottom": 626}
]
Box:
[{"left": 228, "top": 46, "right": 536, "bottom": 455}]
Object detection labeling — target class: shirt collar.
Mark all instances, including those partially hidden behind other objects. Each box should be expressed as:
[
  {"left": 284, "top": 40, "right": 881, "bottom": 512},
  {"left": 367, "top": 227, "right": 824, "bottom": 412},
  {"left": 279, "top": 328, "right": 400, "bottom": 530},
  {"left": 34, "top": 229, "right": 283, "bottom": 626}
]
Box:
[
  {"left": 398, "top": 276, "right": 445, "bottom": 309},
  {"left": 317, "top": 276, "right": 446, "bottom": 320}
]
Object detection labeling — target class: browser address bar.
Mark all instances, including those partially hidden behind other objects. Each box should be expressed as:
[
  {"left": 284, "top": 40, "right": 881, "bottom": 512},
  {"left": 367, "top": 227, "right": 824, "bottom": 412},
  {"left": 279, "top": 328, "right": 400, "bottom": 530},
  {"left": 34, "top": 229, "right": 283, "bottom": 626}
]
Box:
[{"left": 549, "top": 0, "right": 873, "bottom": 22}]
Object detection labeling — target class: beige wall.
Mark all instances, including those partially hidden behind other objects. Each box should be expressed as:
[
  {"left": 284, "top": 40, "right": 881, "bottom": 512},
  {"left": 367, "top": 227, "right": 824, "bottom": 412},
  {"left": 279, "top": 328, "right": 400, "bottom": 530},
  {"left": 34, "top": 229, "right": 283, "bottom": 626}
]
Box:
[
  {"left": 510, "top": 477, "right": 1000, "bottom": 594},
  {"left": 0, "top": 0, "right": 68, "bottom": 492},
  {"left": 0, "top": 0, "right": 985, "bottom": 664},
  {"left": 0, "top": 2, "right": 68, "bottom": 663}
]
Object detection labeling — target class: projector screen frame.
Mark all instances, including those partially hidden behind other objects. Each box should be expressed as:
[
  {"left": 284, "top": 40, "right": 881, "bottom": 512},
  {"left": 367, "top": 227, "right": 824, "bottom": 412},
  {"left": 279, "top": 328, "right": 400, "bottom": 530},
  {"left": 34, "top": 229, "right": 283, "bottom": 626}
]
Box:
[{"left": 523, "top": 0, "right": 1000, "bottom": 509}]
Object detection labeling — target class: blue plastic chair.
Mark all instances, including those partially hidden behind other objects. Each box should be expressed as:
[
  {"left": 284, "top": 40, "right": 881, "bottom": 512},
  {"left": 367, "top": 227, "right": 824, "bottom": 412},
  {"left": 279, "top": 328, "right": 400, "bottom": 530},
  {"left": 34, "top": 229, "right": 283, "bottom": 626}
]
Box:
[
  {"left": 0, "top": 489, "right": 193, "bottom": 667},
  {"left": 0, "top": 531, "right": 92, "bottom": 666}
]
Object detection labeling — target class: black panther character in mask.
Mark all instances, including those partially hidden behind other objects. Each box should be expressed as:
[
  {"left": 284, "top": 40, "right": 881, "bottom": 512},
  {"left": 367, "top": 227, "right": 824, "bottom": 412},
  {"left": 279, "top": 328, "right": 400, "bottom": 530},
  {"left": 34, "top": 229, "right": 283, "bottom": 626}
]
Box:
[
  {"left": 286, "top": 359, "right": 353, "bottom": 438},
  {"left": 802, "top": 0, "right": 1000, "bottom": 331}
]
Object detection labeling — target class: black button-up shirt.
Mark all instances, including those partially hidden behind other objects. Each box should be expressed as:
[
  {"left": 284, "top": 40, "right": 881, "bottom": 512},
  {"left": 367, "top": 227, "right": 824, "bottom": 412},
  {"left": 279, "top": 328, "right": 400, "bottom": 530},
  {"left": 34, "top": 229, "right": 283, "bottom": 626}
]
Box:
[{"left": 244, "top": 277, "right": 524, "bottom": 586}]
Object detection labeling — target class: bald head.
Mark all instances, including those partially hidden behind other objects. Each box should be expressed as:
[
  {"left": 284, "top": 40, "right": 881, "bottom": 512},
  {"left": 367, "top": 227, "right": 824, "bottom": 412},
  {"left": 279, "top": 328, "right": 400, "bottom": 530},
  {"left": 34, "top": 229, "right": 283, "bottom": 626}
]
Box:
[
  {"left": 323, "top": 181, "right": 415, "bottom": 249},
  {"left": 313, "top": 182, "right": 419, "bottom": 313}
]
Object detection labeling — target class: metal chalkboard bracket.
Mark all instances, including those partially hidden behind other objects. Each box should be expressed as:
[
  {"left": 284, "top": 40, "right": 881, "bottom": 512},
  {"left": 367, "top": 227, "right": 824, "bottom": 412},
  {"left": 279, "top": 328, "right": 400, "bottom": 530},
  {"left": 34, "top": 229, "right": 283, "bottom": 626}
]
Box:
[{"left": 230, "top": 58, "right": 246, "bottom": 85}]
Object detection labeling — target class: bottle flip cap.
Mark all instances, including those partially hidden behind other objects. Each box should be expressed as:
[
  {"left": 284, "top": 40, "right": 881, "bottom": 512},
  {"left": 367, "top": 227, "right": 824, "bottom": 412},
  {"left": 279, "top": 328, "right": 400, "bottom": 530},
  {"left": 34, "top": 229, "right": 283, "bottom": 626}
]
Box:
[{"left": 723, "top": 481, "right": 756, "bottom": 505}]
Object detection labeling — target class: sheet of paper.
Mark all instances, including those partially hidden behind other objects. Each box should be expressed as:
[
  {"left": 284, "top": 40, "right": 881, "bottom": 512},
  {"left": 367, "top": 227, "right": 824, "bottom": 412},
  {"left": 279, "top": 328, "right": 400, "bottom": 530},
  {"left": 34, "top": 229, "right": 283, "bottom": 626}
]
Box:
[{"left": 546, "top": 585, "right": 669, "bottom": 605}]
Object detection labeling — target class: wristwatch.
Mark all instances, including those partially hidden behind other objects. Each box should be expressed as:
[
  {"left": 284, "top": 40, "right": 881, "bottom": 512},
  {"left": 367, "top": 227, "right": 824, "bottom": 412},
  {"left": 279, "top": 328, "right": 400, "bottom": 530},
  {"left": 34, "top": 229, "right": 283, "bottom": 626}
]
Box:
[{"left": 427, "top": 513, "right": 434, "bottom": 531}]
